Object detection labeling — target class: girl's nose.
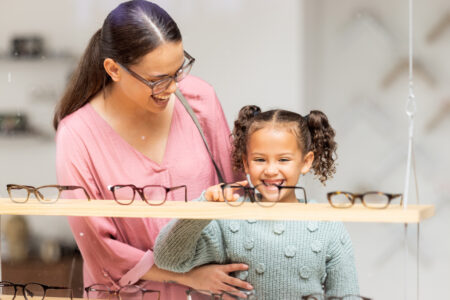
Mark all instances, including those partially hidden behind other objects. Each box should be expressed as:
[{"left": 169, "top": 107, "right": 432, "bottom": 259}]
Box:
[{"left": 264, "top": 164, "right": 279, "bottom": 175}]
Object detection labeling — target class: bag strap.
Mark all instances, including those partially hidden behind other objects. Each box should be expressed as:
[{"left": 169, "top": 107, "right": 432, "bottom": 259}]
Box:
[{"left": 175, "top": 88, "right": 225, "bottom": 183}]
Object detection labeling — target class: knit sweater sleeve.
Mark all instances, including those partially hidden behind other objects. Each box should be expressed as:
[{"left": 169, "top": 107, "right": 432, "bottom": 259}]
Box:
[
  {"left": 154, "top": 196, "right": 227, "bottom": 273},
  {"left": 324, "top": 223, "right": 360, "bottom": 296}
]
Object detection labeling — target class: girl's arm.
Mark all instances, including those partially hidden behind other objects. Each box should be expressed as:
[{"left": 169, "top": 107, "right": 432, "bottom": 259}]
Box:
[{"left": 324, "top": 223, "right": 360, "bottom": 295}]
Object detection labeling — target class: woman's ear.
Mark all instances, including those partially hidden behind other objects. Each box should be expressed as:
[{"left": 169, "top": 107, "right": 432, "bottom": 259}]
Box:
[
  {"left": 103, "top": 58, "right": 121, "bottom": 82},
  {"left": 301, "top": 151, "right": 314, "bottom": 174}
]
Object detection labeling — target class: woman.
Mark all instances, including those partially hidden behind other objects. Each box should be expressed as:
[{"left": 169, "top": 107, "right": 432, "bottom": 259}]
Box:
[{"left": 54, "top": 1, "right": 250, "bottom": 298}]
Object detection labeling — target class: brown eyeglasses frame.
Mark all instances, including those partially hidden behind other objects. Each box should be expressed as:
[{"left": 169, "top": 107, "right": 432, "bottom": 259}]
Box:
[
  {"left": 117, "top": 50, "right": 195, "bottom": 95},
  {"left": 327, "top": 191, "right": 403, "bottom": 209},
  {"left": 302, "top": 294, "right": 372, "bottom": 300},
  {"left": 6, "top": 184, "right": 91, "bottom": 203},
  {"left": 108, "top": 184, "right": 187, "bottom": 206},
  {"left": 85, "top": 284, "right": 160, "bottom": 300},
  {"left": 0, "top": 280, "right": 74, "bottom": 300}
]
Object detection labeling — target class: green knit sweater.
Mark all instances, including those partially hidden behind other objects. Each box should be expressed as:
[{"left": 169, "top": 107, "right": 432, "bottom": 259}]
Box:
[{"left": 154, "top": 196, "right": 359, "bottom": 299}]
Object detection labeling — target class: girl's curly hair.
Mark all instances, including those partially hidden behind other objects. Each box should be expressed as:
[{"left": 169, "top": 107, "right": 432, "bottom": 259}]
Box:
[{"left": 231, "top": 105, "right": 337, "bottom": 184}]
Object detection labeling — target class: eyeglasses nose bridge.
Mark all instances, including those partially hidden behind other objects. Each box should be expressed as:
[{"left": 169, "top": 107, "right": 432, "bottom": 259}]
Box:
[{"left": 135, "top": 187, "right": 146, "bottom": 200}]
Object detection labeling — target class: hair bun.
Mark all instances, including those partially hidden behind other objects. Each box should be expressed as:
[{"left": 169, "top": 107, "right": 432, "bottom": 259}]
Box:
[{"left": 238, "top": 105, "right": 261, "bottom": 120}]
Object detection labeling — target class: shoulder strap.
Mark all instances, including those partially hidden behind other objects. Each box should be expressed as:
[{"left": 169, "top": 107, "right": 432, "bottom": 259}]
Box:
[{"left": 175, "top": 89, "right": 225, "bottom": 183}]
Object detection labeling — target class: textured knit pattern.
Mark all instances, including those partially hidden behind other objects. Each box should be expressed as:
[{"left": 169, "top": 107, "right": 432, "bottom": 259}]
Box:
[
  {"left": 154, "top": 197, "right": 359, "bottom": 300},
  {"left": 55, "top": 75, "right": 238, "bottom": 300}
]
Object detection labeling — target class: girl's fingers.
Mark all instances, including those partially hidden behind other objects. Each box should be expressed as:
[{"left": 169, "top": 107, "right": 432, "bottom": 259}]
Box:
[{"left": 234, "top": 180, "right": 248, "bottom": 186}]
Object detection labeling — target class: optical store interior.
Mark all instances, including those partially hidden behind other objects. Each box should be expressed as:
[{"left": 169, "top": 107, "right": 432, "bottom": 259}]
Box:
[{"left": 0, "top": 0, "right": 449, "bottom": 299}]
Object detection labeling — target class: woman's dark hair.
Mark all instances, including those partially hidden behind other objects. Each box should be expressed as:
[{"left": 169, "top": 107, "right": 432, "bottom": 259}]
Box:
[
  {"left": 232, "top": 105, "right": 337, "bottom": 184},
  {"left": 53, "top": 0, "right": 182, "bottom": 129}
]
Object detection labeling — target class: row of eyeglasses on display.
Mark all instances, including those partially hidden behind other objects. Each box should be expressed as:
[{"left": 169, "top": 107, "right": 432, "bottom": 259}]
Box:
[
  {"left": 0, "top": 281, "right": 371, "bottom": 300},
  {"left": 5, "top": 183, "right": 402, "bottom": 209}
]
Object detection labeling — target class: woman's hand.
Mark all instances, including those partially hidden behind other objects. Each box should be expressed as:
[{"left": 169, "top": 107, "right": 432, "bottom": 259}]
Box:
[
  {"left": 182, "top": 263, "right": 253, "bottom": 296},
  {"left": 205, "top": 180, "right": 248, "bottom": 202}
]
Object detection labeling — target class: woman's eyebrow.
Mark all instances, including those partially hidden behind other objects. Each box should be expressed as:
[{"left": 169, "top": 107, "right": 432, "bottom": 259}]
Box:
[{"left": 145, "top": 60, "right": 185, "bottom": 78}]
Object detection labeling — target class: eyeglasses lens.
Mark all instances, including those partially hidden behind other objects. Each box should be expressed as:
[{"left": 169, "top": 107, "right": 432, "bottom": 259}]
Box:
[
  {"left": 111, "top": 186, "right": 135, "bottom": 205},
  {"left": 152, "top": 60, "right": 193, "bottom": 95},
  {"left": 118, "top": 285, "right": 144, "bottom": 300},
  {"left": 330, "top": 193, "right": 353, "bottom": 208},
  {"left": 222, "top": 184, "right": 246, "bottom": 206},
  {"left": 36, "top": 187, "right": 60, "bottom": 203},
  {"left": 8, "top": 186, "right": 29, "bottom": 203},
  {"left": 254, "top": 184, "right": 280, "bottom": 207},
  {"left": 294, "top": 187, "right": 307, "bottom": 203},
  {"left": 362, "top": 193, "right": 390, "bottom": 208},
  {"left": 0, "top": 282, "right": 16, "bottom": 297},
  {"left": 143, "top": 186, "right": 167, "bottom": 205},
  {"left": 23, "top": 283, "right": 46, "bottom": 300}
]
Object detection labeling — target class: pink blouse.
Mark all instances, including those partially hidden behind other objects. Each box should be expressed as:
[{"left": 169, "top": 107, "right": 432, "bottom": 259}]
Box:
[{"left": 55, "top": 75, "right": 236, "bottom": 299}]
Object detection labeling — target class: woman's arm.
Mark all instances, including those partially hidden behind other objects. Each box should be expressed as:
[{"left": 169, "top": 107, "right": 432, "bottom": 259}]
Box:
[
  {"left": 57, "top": 122, "right": 250, "bottom": 292},
  {"left": 153, "top": 196, "right": 252, "bottom": 293}
]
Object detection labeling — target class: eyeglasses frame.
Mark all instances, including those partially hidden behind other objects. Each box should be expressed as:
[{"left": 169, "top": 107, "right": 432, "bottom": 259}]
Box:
[
  {"left": 221, "top": 183, "right": 308, "bottom": 207},
  {"left": 6, "top": 184, "right": 91, "bottom": 203},
  {"left": 302, "top": 294, "right": 371, "bottom": 300},
  {"left": 186, "top": 288, "right": 256, "bottom": 300},
  {"left": 85, "top": 284, "right": 160, "bottom": 300},
  {"left": 327, "top": 191, "right": 403, "bottom": 209},
  {"left": 117, "top": 50, "right": 195, "bottom": 95},
  {"left": 108, "top": 184, "right": 187, "bottom": 206},
  {"left": 0, "top": 280, "right": 73, "bottom": 300}
]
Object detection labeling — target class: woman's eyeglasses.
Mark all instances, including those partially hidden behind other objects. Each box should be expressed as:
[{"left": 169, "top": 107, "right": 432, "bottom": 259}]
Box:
[
  {"left": 327, "top": 191, "right": 403, "bottom": 209},
  {"left": 220, "top": 183, "right": 307, "bottom": 207},
  {"left": 6, "top": 184, "right": 90, "bottom": 203},
  {"left": 108, "top": 184, "right": 187, "bottom": 205},
  {"left": 118, "top": 50, "right": 195, "bottom": 95},
  {"left": 85, "top": 284, "right": 160, "bottom": 300},
  {"left": 0, "top": 281, "right": 73, "bottom": 300},
  {"left": 186, "top": 288, "right": 256, "bottom": 300},
  {"left": 302, "top": 294, "right": 371, "bottom": 300}
]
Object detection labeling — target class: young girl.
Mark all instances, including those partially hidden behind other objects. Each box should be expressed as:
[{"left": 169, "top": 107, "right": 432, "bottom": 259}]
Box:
[{"left": 154, "top": 105, "right": 359, "bottom": 299}]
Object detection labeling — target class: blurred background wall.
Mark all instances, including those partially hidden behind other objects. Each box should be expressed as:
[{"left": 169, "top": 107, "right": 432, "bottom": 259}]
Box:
[{"left": 0, "top": 0, "right": 448, "bottom": 299}]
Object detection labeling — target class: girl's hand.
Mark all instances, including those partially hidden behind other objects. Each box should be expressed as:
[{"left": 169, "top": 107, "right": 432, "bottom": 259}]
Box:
[
  {"left": 183, "top": 263, "right": 253, "bottom": 296},
  {"left": 205, "top": 180, "right": 248, "bottom": 202}
]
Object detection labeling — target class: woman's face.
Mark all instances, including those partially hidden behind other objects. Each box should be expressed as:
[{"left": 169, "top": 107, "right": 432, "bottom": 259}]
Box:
[
  {"left": 118, "top": 41, "right": 185, "bottom": 113},
  {"left": 243, "top": 126, "right": 313, "bottom": 203}
]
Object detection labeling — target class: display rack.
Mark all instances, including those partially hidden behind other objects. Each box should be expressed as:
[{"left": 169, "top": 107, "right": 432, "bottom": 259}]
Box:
[{"left": 0, "top": 198, "right": 435, "bottom": 223}]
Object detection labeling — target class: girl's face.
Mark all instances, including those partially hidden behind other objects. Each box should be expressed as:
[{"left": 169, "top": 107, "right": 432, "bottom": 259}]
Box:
[
  {"left": 117, "top": 41, "right": 185, "bottom": 114},
  {"left": 243, "top": 126, "right": 313, "bottom": 203}
]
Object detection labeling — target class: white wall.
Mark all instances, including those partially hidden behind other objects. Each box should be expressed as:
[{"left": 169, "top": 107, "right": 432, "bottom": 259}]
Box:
[
  {"left": 303, "top": 0, "right": 450, "bottom": 299},
  {"left": 0, "top": 0, "right": 303, "bottom": 257},
  {"left": 1, "top": 0, "right": 447, "bottom": 299}
]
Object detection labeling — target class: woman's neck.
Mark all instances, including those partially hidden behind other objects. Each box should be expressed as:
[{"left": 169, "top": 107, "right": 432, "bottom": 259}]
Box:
[{"left": 91, "top": 85, "right": 174, "bottom": 131}]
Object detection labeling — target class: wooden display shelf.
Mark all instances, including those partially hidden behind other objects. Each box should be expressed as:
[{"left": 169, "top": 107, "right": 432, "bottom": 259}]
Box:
[{"left": 0, "top": 198, "right": 434, "bottom": 223}]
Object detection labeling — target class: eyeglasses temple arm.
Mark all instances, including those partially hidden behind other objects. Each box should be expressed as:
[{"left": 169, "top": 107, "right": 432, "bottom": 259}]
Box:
[
  {"left": 169, "top": 185, "right": 188, "bottom": 202},
  {"left": 64, "top": 186, "right": 91, "bottom": 201}
]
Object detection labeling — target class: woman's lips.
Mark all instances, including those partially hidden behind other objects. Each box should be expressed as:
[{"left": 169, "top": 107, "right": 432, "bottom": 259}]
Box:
[{"left": 151, "top": 95, "right": 171, "bottom": 106}]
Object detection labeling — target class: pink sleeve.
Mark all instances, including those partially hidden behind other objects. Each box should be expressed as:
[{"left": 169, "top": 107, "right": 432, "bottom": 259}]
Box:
[{"left": 55, "top": 123, "right": 153, "bottom": 288}]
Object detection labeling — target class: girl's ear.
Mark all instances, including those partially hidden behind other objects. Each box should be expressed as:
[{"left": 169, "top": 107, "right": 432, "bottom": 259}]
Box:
[
  {"left": 103, "top": 58, "right": 121, "bottom": 82},
  {"left": 301, "top": 151, "right": 314, "bottom": 174}
]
